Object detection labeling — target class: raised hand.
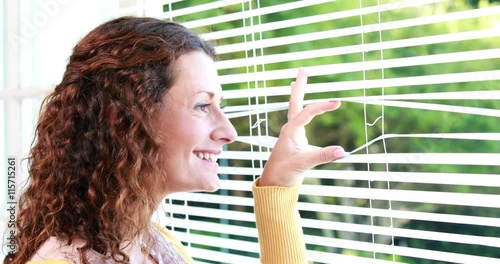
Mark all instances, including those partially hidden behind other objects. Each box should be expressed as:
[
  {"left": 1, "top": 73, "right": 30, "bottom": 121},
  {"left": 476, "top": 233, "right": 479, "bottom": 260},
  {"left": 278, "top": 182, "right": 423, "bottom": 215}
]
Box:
[{"left": 258, "top": 68, "right": 345, "bottom": 187}]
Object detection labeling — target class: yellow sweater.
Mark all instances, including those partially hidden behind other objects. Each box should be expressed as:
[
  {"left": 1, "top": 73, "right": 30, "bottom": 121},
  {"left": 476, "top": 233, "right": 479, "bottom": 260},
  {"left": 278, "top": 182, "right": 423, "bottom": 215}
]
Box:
[{"left": 26, "top": 179, "right": 305, "bottom": 264}]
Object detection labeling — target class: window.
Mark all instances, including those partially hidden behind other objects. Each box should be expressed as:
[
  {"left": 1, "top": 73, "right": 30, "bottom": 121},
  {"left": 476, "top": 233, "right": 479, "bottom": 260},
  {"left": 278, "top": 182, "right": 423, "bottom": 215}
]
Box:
[{"left": 157, "top": 1, "right": 500, "bottom": 263}]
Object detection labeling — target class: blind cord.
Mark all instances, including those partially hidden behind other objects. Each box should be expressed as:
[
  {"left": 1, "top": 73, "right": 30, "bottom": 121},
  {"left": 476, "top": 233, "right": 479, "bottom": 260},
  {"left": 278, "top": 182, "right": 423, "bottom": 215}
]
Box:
[{"left": 358, "top": 0, "right": 377, "bottom": 258}]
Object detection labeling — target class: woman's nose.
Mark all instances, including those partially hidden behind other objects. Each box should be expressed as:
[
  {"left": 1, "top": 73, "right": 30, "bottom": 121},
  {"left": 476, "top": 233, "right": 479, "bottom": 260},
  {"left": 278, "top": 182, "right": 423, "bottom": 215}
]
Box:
[{"left": 211, "top": 111, "right": 237, "bottom": 143}]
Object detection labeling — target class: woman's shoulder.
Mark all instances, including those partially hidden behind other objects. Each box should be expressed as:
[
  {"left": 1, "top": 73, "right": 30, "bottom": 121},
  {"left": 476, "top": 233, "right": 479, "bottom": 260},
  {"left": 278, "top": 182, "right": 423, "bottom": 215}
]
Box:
[
  {"left": 151, "top": 222, "right": 176, "bottom": 240},
  {"left": 26, "top": 236, "right": 110, "bottom": 264},
  {"left": 150, "top": 222, "right": 184, "bottom": 250},
  {"left": 150, "top": 222, "right": 193, "bottom": 263},
  {"left": 24, "top": 223, "right": 185, "bottom": 264},
  {"left": 27, "top": 236, "right": 81, "bottom": 263}
]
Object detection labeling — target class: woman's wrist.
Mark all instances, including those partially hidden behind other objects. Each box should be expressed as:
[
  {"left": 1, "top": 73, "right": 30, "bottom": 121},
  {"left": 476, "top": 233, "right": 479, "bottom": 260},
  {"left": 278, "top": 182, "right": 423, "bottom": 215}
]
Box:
[{"left": 257, "top": 171, "right": 299, "bottom": 187}]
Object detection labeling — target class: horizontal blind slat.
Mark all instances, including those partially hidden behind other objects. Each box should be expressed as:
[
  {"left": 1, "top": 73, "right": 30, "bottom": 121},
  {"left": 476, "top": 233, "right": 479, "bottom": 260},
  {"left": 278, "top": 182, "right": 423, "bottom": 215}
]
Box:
[
  {"left": 225, "top": 93, "right": 500, "bottom": 117},
  {"left": 165, "top": 213, "right": 500, "bottom": 247},
  {"left": 235, "top": 133, "right": 499, "bottom": 148},
  {"left": 178, "top": 0, "right": 334, "bottom": 29},
  {"left": 200, "top": 0, "right": 444, "bottom": 41},
  {"left": 167, "top": 185, "right": 500, "bottom": 209},
  {"left": 167, "top": 192, "right": 500, "bottom": 227},
  {"left": 167, "top": 219, "right": 257, "bottom": 237},
  {"left": 216, "top": 29, "right": 500, "bottom": 69},
  {"left": 299, "top": 185, "right": 500, "bottom": 208},
  {"left": 222, "top": 70, "right": 500, "bottom": 99},
  {"left": 188, "top": 247, "right": 259, "bottom": 264},
  {"left": 347, "top": 99, "right": 500, "bottom": 117},
  {"left": 163, "top": 0, "right": 248, "bottom": 18},
  {"left": 219, "top": 168, "right": 500, "bottom": 187},
  {"left": 300, "top": 218, "right": 500, "bottom": 248},
  {"left": 218, "top": 48, "right": 500, "bottom": 84},
  {"left": 305, "top": 250, "right": 398, "bottom": 264},
  {"left": 214, "top": 6, "right": 500, "bottom": 53},
  {"left": 169, "top": 229, "right": 500, "bottom": 263},
  {"left": 226, "top": 99, "right": 499, "bottom": 118},
  {"left": 303, "top": 235, "right": 500, "bottom": 263},
  {"left": 173, "top": 231, "right": 260, "bottom": 253},
  {"left": 164, "top": 203, "right": 255, "bottom": 222},
  {"left": 219, "top": 167, "right": 500, "bottom": 187},
  {"left": 219, "top": 151, "right": 500, "bottom": 166}
]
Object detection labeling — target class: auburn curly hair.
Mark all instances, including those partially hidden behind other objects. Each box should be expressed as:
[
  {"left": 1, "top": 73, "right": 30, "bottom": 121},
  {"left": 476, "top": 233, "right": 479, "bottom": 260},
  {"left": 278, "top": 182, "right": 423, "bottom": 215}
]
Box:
[{"left": 10, "top": 16, "right": 216, "bottom": 264}]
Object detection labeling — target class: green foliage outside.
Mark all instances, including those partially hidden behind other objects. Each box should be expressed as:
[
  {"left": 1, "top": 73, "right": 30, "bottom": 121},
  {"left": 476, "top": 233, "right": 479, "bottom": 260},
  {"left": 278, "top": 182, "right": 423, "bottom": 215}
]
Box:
[{"left": 167, "top": 0, "right": 500, "bottom": 263}]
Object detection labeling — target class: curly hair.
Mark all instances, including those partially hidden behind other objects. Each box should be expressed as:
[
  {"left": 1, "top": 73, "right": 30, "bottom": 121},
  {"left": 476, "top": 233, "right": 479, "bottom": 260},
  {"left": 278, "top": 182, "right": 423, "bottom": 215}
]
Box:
[{"left": 11, "top": 16, "right": 216, "bottom": 264}]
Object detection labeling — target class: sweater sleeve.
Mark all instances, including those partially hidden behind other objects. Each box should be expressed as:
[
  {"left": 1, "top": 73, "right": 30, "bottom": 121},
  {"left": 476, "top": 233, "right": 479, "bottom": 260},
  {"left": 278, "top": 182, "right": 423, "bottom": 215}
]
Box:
[{"left": 252, "top": 177, "right": 307, "bottom": 264}]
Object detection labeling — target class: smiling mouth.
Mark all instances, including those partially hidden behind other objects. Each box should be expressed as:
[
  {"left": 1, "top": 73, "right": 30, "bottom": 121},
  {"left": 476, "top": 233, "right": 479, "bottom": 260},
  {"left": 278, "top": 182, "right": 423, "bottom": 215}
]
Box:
[{"left": 195, "top": 152, "right": 218, "bottom": 162}]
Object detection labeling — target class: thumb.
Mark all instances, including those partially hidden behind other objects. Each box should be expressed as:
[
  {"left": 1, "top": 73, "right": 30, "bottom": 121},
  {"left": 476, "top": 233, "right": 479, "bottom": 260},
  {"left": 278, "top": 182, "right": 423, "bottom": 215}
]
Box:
[{"left": 300, "top": 146, "right": 345, "bottom": 169}]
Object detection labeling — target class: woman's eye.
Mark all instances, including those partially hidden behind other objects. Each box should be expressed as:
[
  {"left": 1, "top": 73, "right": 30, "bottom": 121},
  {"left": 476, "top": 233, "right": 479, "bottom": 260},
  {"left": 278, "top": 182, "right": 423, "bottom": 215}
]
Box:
[{"left": 196, "top": 103, "right": 211, "bottom": 112}]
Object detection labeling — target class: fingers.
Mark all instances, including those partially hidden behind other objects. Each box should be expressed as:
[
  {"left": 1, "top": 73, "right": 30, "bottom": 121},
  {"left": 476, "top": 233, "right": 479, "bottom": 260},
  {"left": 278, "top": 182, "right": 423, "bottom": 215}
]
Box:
[
  {"left": 288, "top": 68, "right": 307, "bottom": 121},
  {"left": 289, "top": 100, "right": 341, "bottom": 128},
  {"left": 300, "top": 146, "right": 345, "bottom": 169}
]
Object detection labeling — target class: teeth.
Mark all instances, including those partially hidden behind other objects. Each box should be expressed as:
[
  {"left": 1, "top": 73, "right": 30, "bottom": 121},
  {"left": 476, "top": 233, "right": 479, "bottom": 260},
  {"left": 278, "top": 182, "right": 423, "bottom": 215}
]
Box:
[
  {"left": 209, "top": 154, "right": 217, "bottom": 162},
  {"left": 196, "top": 152, "right": 218, "bottom": 162}
]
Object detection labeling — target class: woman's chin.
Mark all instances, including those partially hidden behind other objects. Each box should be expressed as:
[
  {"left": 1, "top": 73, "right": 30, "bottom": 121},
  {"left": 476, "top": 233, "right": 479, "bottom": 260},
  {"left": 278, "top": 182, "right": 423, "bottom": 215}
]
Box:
[{"left": 202, "top": 177, "right": 220, "bottom": 192}]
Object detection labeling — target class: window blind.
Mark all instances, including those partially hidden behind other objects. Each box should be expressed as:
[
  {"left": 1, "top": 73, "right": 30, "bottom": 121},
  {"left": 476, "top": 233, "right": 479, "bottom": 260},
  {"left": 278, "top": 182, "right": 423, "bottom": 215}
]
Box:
[{"left": 156, "top": 0, "right": 500, "bottom": 263}]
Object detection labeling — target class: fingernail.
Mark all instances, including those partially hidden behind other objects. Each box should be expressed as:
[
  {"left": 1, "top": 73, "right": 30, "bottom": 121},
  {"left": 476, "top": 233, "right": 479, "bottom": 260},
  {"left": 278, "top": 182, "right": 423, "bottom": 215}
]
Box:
[{"left": 334, "top": 148, "right": 345, "bottom": 159}]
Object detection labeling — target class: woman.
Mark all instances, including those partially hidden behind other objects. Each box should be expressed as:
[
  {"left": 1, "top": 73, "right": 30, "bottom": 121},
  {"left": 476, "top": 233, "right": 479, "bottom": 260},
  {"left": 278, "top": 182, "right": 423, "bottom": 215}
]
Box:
[{"left": 8, "top": 17, "right": 344, "bottom": 264}]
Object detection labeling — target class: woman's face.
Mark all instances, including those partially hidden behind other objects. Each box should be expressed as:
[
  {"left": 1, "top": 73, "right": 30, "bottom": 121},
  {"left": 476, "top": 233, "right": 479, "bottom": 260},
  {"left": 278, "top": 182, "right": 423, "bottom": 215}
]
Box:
[{"left": 157, "top": 51, "right": 237, "bottom": 195}]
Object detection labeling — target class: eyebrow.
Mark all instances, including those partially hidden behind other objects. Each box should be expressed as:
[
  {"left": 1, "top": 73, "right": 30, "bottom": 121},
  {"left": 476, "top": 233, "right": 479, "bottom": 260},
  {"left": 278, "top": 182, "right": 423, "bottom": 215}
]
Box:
[
  {"left": 196, "top": 91, "right": 224, "bottom": 102},
  {"left": 196, "top": 91, "right": 215, "bottom": 98}
]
